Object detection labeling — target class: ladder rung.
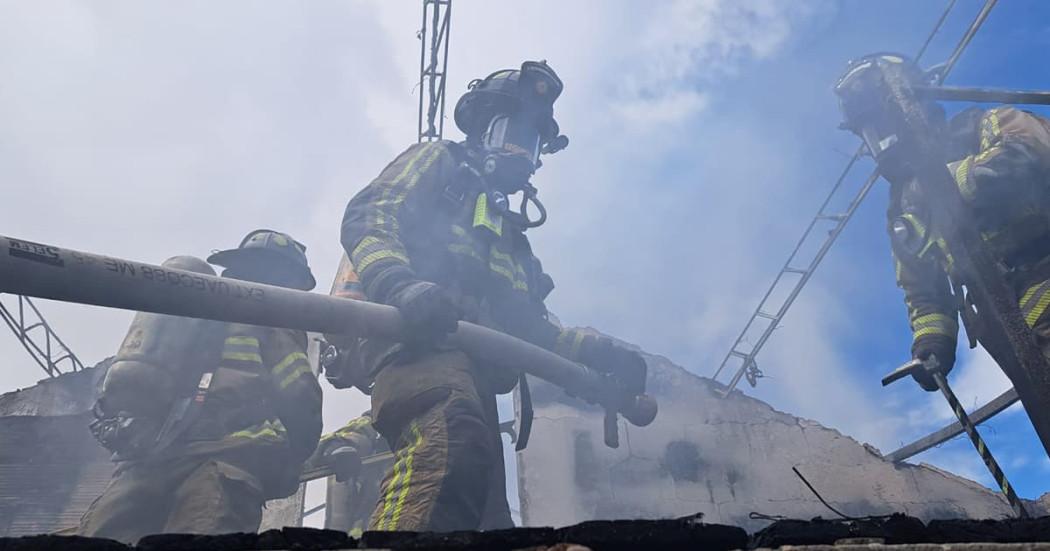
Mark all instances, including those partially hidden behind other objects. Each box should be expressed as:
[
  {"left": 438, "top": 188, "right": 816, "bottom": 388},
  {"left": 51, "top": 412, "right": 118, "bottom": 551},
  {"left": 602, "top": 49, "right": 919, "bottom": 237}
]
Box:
[
  {"left": 730, "top": 350, "right": 749, "bottom": 359},
  {"left": 817, "top": 213, "right": 847, "bottom": 222},
  {"left": 783, "top": 267, "right": 808, "bottom": 275},
  {"left": 756, "top": 311, "right": 777, "bottom": 320}
]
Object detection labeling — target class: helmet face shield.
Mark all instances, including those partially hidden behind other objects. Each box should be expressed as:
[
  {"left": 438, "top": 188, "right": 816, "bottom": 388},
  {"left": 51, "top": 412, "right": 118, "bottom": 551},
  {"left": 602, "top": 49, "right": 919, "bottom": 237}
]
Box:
[{"left": 482, "top": 114, "right": 542, "bottom": 168}]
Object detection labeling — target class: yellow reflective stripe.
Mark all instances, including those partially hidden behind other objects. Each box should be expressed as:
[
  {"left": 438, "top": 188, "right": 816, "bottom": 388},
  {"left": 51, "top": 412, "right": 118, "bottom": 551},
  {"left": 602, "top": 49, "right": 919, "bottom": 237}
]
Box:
[
  {"left": 490, "top": 263, "right": 528, "bottom": 291},
  {"left": 228, "top": 420, "right": 285, "bottom": 440},
  {"left": 988, "top": 109, "right": 1001, "bottom": 141},
  {"left": 913, "top": 313, "right": 951, "bottom": 325},
  {"left": 900, "top": 213, "right": 927, "bottom": 237},
  {"left": 473, "top": 193, "right": 503, "bottom": 236},
  {"left": 490, "top": 249, "right": 528, "bottom": 290},
  {"left": 451, "top": 224, "right": 469, "bottom": 237},
  {"left": 974, "top": 144, "right": 1002, "bottom": 164},
  {"left": 331, "top": 417, "right": 372, "bottom": 440},
  {"left": 225, "top": 336, "right": 259, "bottom": 347},
  {"left": 490, "top": 249, "right": 514, "bottom": 264},
  {"left": 378, "top": 422, "right": 424, "bottom": 530},
  {"left": 352, "top": 236, "right": 410, "bottom": 275},
  {"left": 912, "top": 313, "right": 958, "bottom": 339},
  {"left": 914, "top": 326, "right": 955, "bottom": 339},
  {"left": 356, "top": 250, "right": 410, "bottom": 275},
  {"left": 953, "top": 157, "right": 976, "bottom": 201},
  {"left": 1021, "top": 283, "right": 1043, "bottom": 309},
  {"left": 448, "top": 243, "right": 483, "bottom": 261},
  {"left": 979, "top": 109, "right": 1003, "bottom": 150},
  {"left": 1026, "top": 296, "right": 1050, "bottom": 327},
  {"left": 279, "top": 363, "right": 313, "bottom": 390},
  {"left": 1022, "top": 281, "right": 1050, "bottom": 327},
  {"left": 385, "top": 145, "right": 444, "bottom": 233},
  {"left": 918, "top": 236, "right": 940, "bottom": 259},
  {"left": 389, "top": 423, "right": 424, "bottom": 529},
  {"left": 555, "top": 330, "right": 589, "bottom": 361},
  {"left": 375, "top": 143, "right": 441, "bottom": 231},
  {"left": 378, "top": 451, "right": 406, "bottom": 529},
  {"left": 272, "top": 351, "right": 309, "bottom": 376},
  {"left": 222, "top": 351, "right": 262, "bottom": 363},
  {"left": 396, "top": 146, "right": 444, "bottom": 208}
]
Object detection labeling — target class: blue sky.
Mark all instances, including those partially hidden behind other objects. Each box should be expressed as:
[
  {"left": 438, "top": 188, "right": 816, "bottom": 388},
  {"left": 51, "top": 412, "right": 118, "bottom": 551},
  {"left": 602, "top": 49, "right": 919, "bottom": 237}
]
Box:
[
  {"left": 694, "top": 0, "right": 1050, "bottom": 498},
  {"left": 3, "top": 0, "right": 1050, "bottom": 509}
]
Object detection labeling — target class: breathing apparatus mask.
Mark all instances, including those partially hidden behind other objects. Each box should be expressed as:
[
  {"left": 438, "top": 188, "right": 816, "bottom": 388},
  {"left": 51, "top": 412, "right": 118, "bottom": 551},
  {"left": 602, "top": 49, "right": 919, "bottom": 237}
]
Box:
[
  {"left": 834, "top": 52, "right": 947, "bottom": 185},
  {"left": 455, "top": 60, "right": 569, "bottom": 228}
]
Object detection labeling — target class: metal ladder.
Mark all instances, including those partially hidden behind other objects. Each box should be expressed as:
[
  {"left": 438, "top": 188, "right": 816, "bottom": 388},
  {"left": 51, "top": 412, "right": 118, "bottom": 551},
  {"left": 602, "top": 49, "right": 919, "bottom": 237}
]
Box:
[
  {"left": 0, "top": 294, "right": 84, "bottom": 378},
  {"left": 711, "top": 149, "right": 879, "bottom": 395},
  {"left": 417, "top": 0, "right": 452, "bottom": 143}
]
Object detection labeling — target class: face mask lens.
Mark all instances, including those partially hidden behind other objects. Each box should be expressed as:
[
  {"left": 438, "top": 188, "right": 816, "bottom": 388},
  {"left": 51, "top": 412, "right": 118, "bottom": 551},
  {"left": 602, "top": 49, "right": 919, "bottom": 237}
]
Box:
[
  {"left": 484, "top": 115, "right": 510, "bottom": 151},
  {"left": 483, "top": 114, "right": 540, "bottom": 166}
]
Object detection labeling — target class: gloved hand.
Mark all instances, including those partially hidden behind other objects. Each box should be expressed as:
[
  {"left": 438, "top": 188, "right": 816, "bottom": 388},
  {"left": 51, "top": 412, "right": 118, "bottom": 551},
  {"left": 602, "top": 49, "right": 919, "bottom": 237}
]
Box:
[
  {"left": 305, "top": 440, "right": 364, "bottom": 482},
  {"left": 578, "top": 336, "right": 647, "bottom": 395},
  {"left": 325, "top": 445, "right": 363, "bottom": 482},
  {"left": 387, "top": 280, "right": 461, "bottom": 347},
  {"left": 910, "top": 334, "right": 956, "bottom": 392}
]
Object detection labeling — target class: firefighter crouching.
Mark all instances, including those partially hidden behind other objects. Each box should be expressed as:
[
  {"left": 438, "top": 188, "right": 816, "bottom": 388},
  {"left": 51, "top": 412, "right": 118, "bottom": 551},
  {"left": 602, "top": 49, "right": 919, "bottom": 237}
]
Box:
[
  {"left": 337, "top": 60, "right": 647, "bottom": 531},
  {"left": 79, "top": 230, "right": 323, "bottom": 543}
]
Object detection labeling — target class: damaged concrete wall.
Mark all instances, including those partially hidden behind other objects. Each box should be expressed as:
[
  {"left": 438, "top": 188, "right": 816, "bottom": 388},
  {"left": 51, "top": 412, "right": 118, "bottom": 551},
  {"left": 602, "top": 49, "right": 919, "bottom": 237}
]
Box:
[{"left": 516, "top": 332, "right": 1043, "bottom": 533}]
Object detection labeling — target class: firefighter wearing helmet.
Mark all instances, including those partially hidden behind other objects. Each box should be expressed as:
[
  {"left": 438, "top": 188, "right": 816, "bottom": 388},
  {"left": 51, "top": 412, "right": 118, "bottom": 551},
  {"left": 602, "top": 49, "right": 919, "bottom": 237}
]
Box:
[
  {"left": 79, "top": 230, "right": 322, "bottom": 542},
  {"left": 836, "top": 53, "right": 1050, "bottom": 392},
  {"left": 338, "top": 61, "right": 647, "bottom": 531}
]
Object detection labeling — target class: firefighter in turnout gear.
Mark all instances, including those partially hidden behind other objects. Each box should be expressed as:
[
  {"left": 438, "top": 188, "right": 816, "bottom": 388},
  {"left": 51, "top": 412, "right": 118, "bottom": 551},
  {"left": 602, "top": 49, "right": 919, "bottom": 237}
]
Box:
[
  {"left": 79, "top": 230, "right": 323, "bottom": 543},
  {"left": 340, "top": 60, "right": 647, "bottom": 531},
  {"left": 881, "top": 94, "right": 1050, "bottom": 390}
]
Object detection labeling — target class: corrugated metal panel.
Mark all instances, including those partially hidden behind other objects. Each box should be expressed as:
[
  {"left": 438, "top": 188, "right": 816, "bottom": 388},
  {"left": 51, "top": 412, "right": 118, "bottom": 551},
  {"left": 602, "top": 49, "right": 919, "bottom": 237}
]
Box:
[{"left": 0, "top": 414, "right": 114, "bottom": 536}]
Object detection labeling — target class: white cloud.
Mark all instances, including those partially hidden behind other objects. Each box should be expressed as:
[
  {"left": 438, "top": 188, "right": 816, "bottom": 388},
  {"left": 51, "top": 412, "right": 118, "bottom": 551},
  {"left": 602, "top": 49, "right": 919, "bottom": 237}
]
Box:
[{"left": 609, "top": 0, "right": 831, "bottom": 125}]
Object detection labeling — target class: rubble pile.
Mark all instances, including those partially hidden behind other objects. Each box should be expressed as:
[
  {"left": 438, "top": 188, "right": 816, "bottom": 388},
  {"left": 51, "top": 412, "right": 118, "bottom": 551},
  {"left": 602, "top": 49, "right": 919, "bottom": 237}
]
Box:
[{"left": 4, "top": 515, "right": 1050, "bottom": 550}]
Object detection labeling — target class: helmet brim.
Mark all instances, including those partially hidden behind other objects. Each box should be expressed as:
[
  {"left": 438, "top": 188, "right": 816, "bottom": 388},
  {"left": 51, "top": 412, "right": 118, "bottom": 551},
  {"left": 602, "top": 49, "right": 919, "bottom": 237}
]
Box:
[{"left": 207, "top": 248, "right": 316, "bottom": 291}]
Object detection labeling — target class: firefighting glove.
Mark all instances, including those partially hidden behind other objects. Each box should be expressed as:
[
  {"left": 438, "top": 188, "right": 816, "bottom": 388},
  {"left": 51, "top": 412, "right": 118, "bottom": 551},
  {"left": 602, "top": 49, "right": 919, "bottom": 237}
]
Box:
[
  {"left": 387, "top": 280, "right": 461, "bottom": 347},
  {"left": 578, "top": 336, "right": 648, "bottom": 395},
  {"left": 910, "top": 334, "right": 956, "bottom": 392},
  {"left": 306, "top": 439, "right": 363, "bottom": 482},
  {"left": 324, "top": 445, "right": 363, "bottom": 482}
]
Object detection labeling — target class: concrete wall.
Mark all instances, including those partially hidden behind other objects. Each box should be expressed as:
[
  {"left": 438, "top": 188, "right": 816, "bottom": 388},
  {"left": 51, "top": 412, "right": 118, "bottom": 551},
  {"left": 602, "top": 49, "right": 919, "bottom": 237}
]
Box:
[{"left": 517, "top": 335, "right": 1039, "bottom": 532}]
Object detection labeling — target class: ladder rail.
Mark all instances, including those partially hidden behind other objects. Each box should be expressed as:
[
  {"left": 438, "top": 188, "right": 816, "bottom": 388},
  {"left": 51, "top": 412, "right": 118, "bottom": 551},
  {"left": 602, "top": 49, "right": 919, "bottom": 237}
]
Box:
[
  {"left": 417, "top": 0, "right": 452, "bottom": 143},
  {"left": 721, "top": 169, "right": 880, "bottom": 394},
  {"left": 0, "top": 294, "right": 84, "bottom": 378},
  {"left": 712, "top": 146, "right": 864, "bottom": 383}
]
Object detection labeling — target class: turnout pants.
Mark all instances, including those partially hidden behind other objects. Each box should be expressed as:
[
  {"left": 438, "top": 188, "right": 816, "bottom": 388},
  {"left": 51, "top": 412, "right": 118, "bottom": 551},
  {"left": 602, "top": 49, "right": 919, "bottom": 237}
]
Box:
[
  {"left": 78, "top": 448, "right": 270, "bottom": 543},
  {"left": 367, "top": 349, "right": 503, "bottom": 532}
]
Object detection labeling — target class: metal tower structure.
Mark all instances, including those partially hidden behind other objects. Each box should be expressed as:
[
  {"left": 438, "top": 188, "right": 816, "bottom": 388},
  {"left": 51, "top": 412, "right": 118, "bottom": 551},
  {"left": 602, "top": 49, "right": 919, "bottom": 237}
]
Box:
[
  {"left": 417, "top": 0, "right": 452, "bottom": 142},
  {"left": 712, "top": 0, "right": 997, "bottom": 397},
  {"left": 0, "top": 294, "right": 83, "bottom": 378}
]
